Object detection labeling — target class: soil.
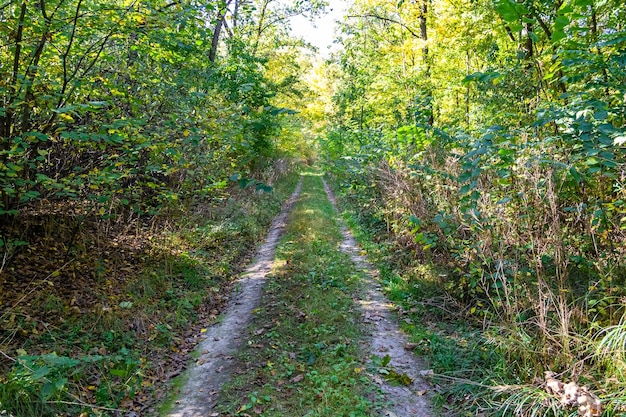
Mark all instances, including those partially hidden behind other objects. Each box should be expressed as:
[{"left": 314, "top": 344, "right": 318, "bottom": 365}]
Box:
[{"left": 166, "top": 179, "right": 302, "bottom": 417}]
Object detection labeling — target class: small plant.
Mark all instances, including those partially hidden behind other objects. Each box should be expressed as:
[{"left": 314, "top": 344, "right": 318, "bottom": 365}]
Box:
[
  {"left": 235, "top": 392, "right": 272, "bottom": 416},
  {"left": 0, "top": 350, "right": 141, "bottom": 416},
  {"left": 369, "top": 355, "right": 413, "bottom": 386}
]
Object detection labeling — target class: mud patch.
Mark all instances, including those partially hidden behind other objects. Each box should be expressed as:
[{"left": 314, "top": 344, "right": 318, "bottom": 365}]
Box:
[
  {"left": 322, "top": 178, "right": 434, "bottom": 417},
  {"left": 167, "top": 179, "right": 303, "bottom": 417}
]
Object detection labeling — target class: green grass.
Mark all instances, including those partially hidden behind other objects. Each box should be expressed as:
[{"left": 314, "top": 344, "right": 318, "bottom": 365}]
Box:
[{"left": 218, "top": 172, "right": 376, "bottom": 417}]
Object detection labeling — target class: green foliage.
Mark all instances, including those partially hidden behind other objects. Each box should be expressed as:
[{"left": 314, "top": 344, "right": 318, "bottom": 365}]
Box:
[
  {"left": 320, "top": 0, "right": 626, "bottom": 414},
  {"left": 0, "top": 351, "right": 140, "bottom": 416},
  {"left": 0, "top": 0, "right": 314, "bottom": 225}
]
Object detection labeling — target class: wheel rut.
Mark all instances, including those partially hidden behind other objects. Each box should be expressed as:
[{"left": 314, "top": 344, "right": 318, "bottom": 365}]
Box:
[
  {"left": 167, "top": 178, "right": 302, "bottom": 417},
  {"left": 323, "top": 178, "right": 434, "bottom": 417}
]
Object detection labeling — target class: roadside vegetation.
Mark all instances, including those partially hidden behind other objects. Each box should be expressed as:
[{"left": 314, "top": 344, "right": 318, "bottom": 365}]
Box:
[
  {"left": 318, "top": 0, "right": 626, "bottom": 415},
  {"left": 0, "top": 166, "right": 301, "bottom": 416},
  {"left": 218, "top": 172, "right": 376, "bottom": 417},
  {"left": 0, "top": 0, "right": 320, "bottom": 415}
]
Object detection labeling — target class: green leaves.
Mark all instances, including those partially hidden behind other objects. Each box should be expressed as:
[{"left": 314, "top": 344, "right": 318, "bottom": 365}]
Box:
[
  {"left": 371, "top": 355, "right": 414, "bottom": 386},
  {"left": 494, "top": 0, "right": 530, "bottom": 23},
  {"left": 230, "top": 173, "right": 273, "bottom": 193},
  {"left": 551, "top": 14, "right": 570, "bottom": 43}
]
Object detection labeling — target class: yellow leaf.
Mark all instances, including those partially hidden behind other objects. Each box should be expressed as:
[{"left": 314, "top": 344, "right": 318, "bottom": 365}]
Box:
[{"left": 200, "top": 328, "right": 207, "bottom": 333}]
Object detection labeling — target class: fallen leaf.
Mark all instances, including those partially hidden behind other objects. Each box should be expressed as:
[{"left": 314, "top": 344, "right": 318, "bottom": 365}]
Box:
[{"left": 290, "top": 374, "right": 304, "bottom": 383}]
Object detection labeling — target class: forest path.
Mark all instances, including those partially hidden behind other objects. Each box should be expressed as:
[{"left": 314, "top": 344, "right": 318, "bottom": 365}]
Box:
[
  {"left": 166, "top": 179, "right": 303, "bottom": 416},
  {"left": 165, "top": 174, "right": 433, "bottom": 416}
]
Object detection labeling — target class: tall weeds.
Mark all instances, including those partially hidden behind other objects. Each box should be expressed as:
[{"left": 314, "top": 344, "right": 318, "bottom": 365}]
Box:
[{"left": 329, "top": 122, "right": 626, "bottom": 413}]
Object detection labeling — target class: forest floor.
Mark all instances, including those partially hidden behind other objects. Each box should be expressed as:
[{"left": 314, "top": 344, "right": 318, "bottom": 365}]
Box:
[
  {"left": 0, "top": 169, "right": 302, "bottom": 417},
  {"left": 161, "top": 172, "right": 435, "bottom": 416}
]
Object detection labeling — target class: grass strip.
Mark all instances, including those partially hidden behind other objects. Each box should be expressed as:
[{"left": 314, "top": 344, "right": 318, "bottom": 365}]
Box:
[{"left": 218, "top": 172, "right": 375, "bottom": 417}]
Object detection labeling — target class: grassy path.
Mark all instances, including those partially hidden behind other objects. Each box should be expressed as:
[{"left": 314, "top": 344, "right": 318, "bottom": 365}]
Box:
[
  {"left": 162, "top": 171, "right": 435, "bottom": 416},
  {"left": 216, "top": 172, "right": 434, "bottom": 416},
  {"left": 218, "top": 172, "right": 374, "bottom": 416}
]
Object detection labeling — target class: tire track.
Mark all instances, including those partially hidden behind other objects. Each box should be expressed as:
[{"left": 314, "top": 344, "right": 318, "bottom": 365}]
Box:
[
  {"left": 167, "top": 178, "right": 303, "bottom": 417},
  {"left": 322, "top": 178, "right": 434, "bottom": 417}
]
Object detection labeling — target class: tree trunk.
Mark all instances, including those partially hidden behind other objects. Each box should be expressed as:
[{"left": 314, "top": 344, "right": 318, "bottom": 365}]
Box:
[
  {"left": 20, "top": 0, "right": 56, "bottom": 135},
  {"left": 418, "top": 0, "right": 428, "bottom": 62},
  {"left": 417, "top": 0, "right": 433, "bottom": 125},
  {"left": 2, "top": 1, "right": 28, "bottom": 140},
  {"left": 209, "top": 0, "right": 233, "bottom": 62}
]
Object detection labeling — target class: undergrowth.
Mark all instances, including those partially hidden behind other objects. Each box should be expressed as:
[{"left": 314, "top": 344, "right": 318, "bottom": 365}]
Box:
[
  {"left": 333, "top": 175, "right": 626, "bottom": 416},
  {"left": 0, "top": 165, "right": 302, "bottom": 416},
  {"left": 218, "top": 172, "right": 376, "bottom": 416}
]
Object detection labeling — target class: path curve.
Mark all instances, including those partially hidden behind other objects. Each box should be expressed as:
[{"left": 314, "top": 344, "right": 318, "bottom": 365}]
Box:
[
  {"left": 167, "top": 179, "right": 303, "bottom": 417},
  {"left": 323, "top": 178, "right": 434, "bottom": 417}
]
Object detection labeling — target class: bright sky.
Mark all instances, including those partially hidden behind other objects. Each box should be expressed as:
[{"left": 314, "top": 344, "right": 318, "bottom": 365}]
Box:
[{"left": 289, "top": 1, "right": 350, "bottom": 57}]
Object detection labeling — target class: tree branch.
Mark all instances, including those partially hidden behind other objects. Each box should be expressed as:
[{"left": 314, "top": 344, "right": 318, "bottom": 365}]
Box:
[{"left": 346, "top": 14, "right": 420, "bottom": 38}]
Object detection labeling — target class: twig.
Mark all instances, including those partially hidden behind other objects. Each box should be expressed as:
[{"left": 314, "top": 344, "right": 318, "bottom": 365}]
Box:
[
  {"left": 3, "top": 260, "right": 73, "bottom": 315},
  {"left": 347, "top": 14, "right": 420, "bottom": 38},
  {"left": 47, "top": 401, "right": 122, "bottom": 412},
  {"left": 428, "top": 373, "right": 495, "bottom": 389},
  {"left": 0, "top": 349, "right": 16, "bottom": 362}
]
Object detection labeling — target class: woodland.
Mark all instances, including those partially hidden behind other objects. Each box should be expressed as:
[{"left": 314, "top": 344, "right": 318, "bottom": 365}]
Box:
[{"left": 0, "top": 0, "right": 624, "bottom": 416}]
